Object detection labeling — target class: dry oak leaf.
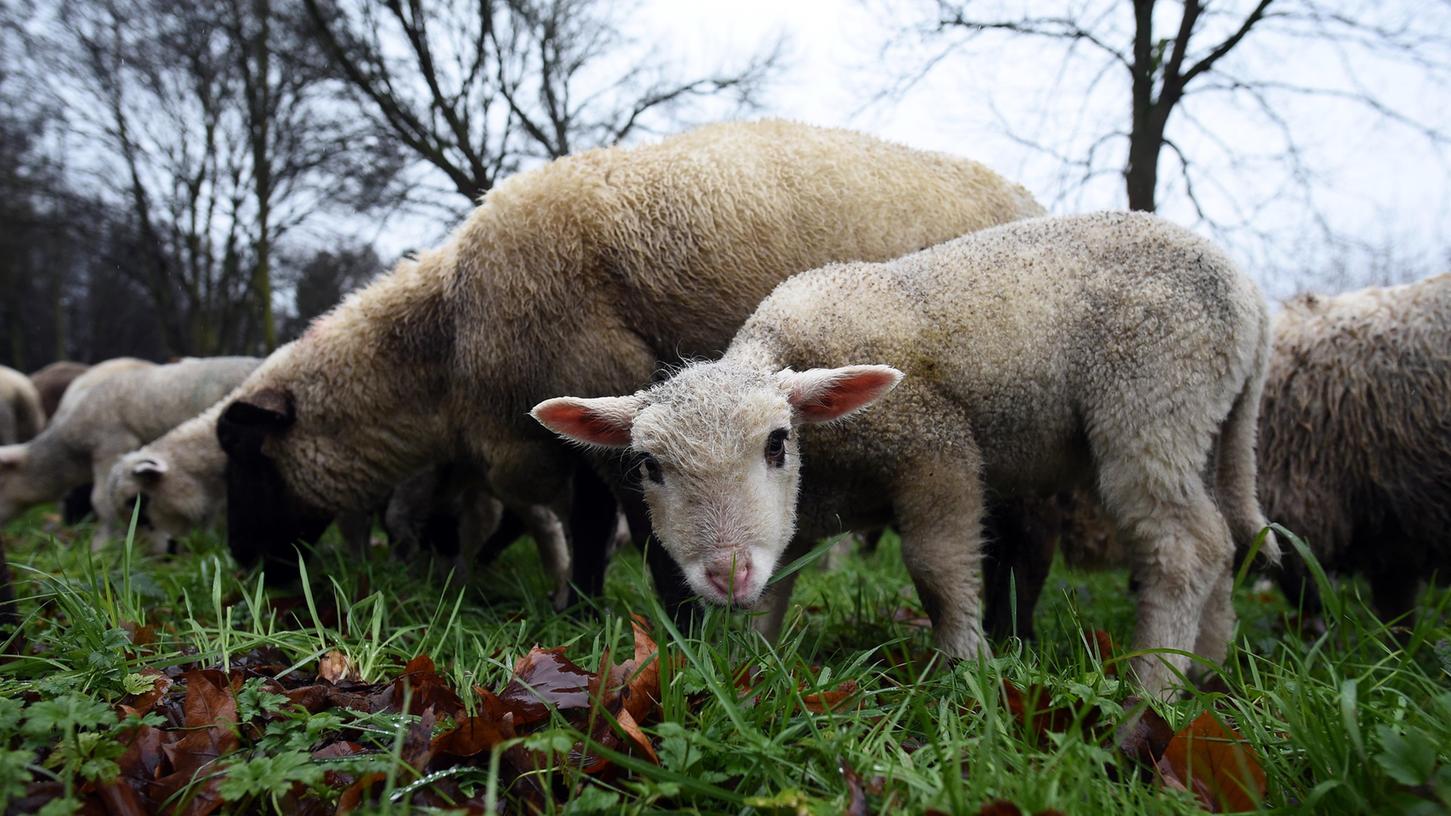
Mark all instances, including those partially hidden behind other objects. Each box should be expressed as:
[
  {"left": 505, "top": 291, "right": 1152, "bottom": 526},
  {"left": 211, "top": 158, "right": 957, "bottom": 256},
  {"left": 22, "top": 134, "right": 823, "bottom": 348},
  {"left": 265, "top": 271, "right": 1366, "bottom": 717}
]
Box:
[
  {"left": 318, "top": 649, "right": 359, "bottom": 684},
  {"left": 801, "top": 679, "right": 860, "bottom": 713},
  {"left": 1160, "top": 711, "right": 1267, "bottom": 812}
]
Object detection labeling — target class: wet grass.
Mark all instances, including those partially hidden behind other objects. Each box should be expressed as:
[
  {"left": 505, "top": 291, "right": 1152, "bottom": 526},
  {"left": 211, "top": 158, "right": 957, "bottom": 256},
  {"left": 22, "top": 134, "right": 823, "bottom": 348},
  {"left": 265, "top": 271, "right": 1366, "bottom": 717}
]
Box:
[{"left": 1, "top": 504, "right": 1448, "bottom": 814}]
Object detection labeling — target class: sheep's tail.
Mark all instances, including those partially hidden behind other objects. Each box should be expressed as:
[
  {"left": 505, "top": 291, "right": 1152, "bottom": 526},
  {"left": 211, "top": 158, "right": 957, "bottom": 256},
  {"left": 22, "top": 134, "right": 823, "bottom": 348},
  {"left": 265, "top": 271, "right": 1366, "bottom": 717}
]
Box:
[{"left": 1218, "top": 316, "right": 1279, "bottom": 566}]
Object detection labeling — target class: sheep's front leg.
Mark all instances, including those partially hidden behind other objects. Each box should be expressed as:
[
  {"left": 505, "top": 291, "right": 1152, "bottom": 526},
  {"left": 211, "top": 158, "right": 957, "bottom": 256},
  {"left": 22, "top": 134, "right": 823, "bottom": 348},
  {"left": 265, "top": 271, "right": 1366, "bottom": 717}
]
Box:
[
  {"left": 513, "top": 502, "right": 571, "bottom": 611},
  {"left": 894, "top": 458, "right": 990, "bottom": 661},
  {"left": 750, "top": 561, "right": 802, "bottom": 644}
]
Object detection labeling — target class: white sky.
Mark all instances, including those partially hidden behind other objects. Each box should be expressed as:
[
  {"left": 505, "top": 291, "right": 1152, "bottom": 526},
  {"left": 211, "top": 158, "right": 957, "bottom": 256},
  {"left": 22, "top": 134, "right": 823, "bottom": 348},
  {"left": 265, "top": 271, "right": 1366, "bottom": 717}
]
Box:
[{"left": 369, "top": 0, "right": 1451, "bottom": 301}]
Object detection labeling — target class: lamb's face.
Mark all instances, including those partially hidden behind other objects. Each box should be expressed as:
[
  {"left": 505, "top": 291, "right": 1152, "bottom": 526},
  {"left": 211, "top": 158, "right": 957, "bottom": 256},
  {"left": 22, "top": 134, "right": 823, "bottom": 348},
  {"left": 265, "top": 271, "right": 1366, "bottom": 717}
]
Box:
[
  {"left": 532, "top": 361, "right": 903, "bottom": 608},
  {"left": 108, "top": 451, "right": 212, "bottom": 540},
  {"left": 631, "top": 369, "right": 801, "bottom": 606}
]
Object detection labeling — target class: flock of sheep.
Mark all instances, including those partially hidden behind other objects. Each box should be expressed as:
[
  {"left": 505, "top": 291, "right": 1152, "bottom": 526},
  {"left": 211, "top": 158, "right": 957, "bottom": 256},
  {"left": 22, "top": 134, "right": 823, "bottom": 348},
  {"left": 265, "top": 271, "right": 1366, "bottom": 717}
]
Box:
[{"left": 1, "top": 120, "right": 1446, "bottom": 696}]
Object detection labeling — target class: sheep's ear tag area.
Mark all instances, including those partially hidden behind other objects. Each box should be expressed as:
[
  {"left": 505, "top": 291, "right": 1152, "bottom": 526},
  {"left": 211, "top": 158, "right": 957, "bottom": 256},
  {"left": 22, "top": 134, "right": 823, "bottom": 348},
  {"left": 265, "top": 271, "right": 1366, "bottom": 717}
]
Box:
[
  {"left": 781, "top": 365, "right": 904, "bottom": 423},
  {"left": 217, "top": 388, "right": 296, "bottom": 459},
  {"left": 531, "top": 397, "right": 639, "bottom": 448}
]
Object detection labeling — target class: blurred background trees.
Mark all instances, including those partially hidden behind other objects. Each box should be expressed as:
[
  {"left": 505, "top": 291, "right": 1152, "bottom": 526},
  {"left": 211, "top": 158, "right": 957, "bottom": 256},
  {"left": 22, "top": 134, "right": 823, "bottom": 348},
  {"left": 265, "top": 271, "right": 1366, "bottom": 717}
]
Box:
[
  {"left": 0, "top": 0, "right": 775, "bottom": 368},
  {"left": 1, "top": 0, "right": 1446, "bottom": 369}
]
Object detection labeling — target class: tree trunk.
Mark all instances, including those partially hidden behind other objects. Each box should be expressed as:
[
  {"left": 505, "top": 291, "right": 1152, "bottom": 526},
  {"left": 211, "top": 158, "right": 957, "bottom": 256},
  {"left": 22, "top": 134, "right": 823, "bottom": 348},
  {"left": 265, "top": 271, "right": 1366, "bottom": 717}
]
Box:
[
  {"left": 249, "top": 0, "right": 277, "bottom": 353},
  {"left": 1127, "top": 0, "right": 1160, "bottom": 213},
  {"left": 1125, "top": 121, "right": 1163, "bottom": 212}
]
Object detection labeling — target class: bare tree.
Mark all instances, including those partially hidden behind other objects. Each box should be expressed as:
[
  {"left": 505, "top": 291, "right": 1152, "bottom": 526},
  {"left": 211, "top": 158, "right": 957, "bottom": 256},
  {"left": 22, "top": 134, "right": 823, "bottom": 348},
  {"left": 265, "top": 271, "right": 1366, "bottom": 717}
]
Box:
[
  {"left": 49, "top": 0, "right": 403, "bottom": 355},
  {"left": 303, "top": 0, "right": 780, "bottom": 206},
  {"left": 888, "top": 0, "right": 1451, "bottom": 281}
]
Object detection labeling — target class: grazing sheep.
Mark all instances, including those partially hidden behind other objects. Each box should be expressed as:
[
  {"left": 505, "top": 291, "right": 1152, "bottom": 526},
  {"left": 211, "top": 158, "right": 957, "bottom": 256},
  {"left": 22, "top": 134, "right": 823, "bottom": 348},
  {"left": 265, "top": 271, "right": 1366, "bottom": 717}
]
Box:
[
  {"left": 213, "top": 119, "right": 1044, "bottom": 596},
  {"left": 109, "top": 414, "right": 571, "bottom": 603},
  {"left": 533, "top": 212, "right": 1276, "bottom": 694},
  {"left": 29, "top": 361, "right": 90, "bottom": 421},
  {"left": 104, "top": 400, "right": 234, "bottom": 554},
  {"left": 0, "top": 356, "right": 260, "bottom": 547},
  {"left": 0, "top": 366, "right": 45, "bottom": 445},
  {"left": 1259, "top": 274, "right": 1451, "bottom": 624}
]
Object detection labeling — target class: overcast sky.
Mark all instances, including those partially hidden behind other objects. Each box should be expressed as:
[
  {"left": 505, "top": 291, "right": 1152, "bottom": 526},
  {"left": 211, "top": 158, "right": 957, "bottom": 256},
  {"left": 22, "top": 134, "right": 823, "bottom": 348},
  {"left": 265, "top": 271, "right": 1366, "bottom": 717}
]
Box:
[{"left": 371, "top": 0, "right": 1451, "bottom": 300}]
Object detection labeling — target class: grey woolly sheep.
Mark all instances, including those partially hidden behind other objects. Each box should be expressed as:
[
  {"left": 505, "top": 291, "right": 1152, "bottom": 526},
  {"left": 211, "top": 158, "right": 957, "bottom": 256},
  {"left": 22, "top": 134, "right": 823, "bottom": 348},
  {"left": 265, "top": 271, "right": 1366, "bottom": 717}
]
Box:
[
  {"left": 29, "top": 361, "right": 90, "bottom": 421},
  {"left": 533, "top": 211, "right": 1276, "bottom": 695},
  {"left": 212, "top": 119, "right": 1045, "bottom": 596},
  {"left": 1259, "top": 274, "right": 1451, "bottom": 623},
  {"left": 0, "top": 356, "right": 260, "bottom": 548},
  {"left": 0, "top": 366, "right": 45, "bottom": 445}
]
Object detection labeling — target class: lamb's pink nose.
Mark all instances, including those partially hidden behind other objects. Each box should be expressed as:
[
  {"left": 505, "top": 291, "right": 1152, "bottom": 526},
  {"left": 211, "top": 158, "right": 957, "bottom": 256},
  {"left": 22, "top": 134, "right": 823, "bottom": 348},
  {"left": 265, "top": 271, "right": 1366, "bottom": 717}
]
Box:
[{"left": 705, "top": 556, "right": 753, "bottom": 601}]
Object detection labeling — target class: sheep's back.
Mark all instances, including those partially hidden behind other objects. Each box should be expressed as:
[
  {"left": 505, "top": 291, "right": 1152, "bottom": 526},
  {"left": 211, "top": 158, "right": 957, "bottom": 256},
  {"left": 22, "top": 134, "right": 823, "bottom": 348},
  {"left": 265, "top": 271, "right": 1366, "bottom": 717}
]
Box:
[
  {"left": 453, "top": 119, "right": 1044, "bottom": 403},
  {"left": 1259, "top": 275, "right": 1451, "bottom": 563},
  {"left": 737, "top": 212, "right": 1264, "bottom": 489}
]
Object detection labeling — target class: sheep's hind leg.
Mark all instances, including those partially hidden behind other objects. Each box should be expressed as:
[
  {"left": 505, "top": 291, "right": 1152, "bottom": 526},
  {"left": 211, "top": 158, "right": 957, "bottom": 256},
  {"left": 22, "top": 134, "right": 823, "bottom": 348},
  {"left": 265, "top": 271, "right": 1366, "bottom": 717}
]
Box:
[
  {"left": 1098, "top": 461, "right": 1233, "bottom": 697},
  {"left": 894, "top": 457, "right": 990, "bottom": 662}
]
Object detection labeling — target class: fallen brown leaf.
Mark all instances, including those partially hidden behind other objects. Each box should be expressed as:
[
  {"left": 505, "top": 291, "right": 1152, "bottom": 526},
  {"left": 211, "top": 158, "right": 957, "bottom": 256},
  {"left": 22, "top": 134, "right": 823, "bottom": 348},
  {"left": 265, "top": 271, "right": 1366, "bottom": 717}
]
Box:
[
  {"left": 802, "top": 679, "right": 860, "bottom": 713},
  {"left": 432, "top": 714, "right": 513, "bottom": 758},
  {"left": 1117, "top": 697, "right": 1175, "bottom": 769},
  {"left": 118, "top": 669, "right": 174, "bottom": 719},
  {"left": 393, "top": 654, "right": 464, "bottom": 717},
  {"left": 318, "top": 649, "right": 359, "bottom": 684},
  {"left": 499, "top": 647, "right": 595, "bottom": 727},
  {"left": 1161, "top": 711, "right": 1267, "bottom": 812},
  {"left": 615, "top": 706, "right": 659, "bottom": 765},
  {"left": 1002, "top": 681, "right": 1100, "bottom": 745}
]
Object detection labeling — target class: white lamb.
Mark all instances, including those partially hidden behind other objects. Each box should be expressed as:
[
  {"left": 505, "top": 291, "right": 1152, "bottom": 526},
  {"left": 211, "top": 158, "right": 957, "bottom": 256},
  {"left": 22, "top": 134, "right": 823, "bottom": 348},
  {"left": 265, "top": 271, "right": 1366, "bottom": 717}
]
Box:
[
  {"left": 0, "top": 356, "right": 260, "bottom": 546},
  {"left": 533, "top": 211, "right": 1276, "bottom": 695}
]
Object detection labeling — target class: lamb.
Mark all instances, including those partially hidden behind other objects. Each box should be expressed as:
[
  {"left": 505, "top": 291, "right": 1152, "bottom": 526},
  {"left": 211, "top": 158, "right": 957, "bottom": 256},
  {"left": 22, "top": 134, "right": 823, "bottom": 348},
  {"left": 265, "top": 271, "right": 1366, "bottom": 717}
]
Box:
[
  {"left": 0, "top": 366, "right": 45, "bottom": 445},
  {"left": 0, "top": 356, "right": 260, "bottom": 546},
  {"left": 1258, "top": 274, "right": 1451, "bottom": 624},
  {"left": 29, "top": 361, "right": 90, "bottom": 420},
  {"left": 532, "top": 211, "right": 1276, "bottom": 695},
  {"left": 103, "top": 400, "right": 235, "bottom": 554},
  {"left": 212, "top": 119, "right": 1045, "bottom": 600}
]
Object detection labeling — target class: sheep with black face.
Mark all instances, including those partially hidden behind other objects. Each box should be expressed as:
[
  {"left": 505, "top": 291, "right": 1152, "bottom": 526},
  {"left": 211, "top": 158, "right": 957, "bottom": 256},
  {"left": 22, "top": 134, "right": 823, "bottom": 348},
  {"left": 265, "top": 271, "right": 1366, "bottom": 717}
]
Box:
[{"left": 534, "top": 212, "right": 1276, "bottom": 695}]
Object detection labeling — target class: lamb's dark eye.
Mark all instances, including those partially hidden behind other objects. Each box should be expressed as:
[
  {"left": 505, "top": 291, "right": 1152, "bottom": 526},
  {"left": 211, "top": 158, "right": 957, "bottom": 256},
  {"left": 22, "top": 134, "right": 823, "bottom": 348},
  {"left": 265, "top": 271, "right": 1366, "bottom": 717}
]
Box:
[
  {"left": 639, "top": 453, "right": 664, "bottom": 485},
  {"left": 765, "top": 428, "right": 789, "bottom": 467}
]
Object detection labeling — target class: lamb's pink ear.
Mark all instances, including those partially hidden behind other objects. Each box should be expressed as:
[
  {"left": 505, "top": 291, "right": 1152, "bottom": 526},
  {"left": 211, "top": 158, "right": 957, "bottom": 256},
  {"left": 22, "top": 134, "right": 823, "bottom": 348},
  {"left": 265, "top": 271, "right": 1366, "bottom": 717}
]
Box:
[
  {"left": 531, "top": 396, "right": 644, "bottom": 448},
  {"left": 777, "top": 365, "right": 904, "bottom": 423}
]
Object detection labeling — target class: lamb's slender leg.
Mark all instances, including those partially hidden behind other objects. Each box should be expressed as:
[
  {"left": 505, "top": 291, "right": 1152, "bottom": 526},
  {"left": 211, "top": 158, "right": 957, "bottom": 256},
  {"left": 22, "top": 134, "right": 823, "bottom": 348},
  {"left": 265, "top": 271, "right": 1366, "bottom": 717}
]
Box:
[
  {"left": 893, "top": 458, "right": 990, "bottom": 661},
  {"left": 1369, "top": 567, "right": 1421, "bottom": 637},
  {"left": 750, "top": 568, "right": 800, "bottom": 644},
  {"left": 568, "top": 458, "right": 617, "bottom": 602},
  {"left": 454, "top": 490, "right": 503, "bottom": 583},
  {"left": 514, "top": 503, "right": 571, "bottom": 611},
  {"left": 980, "top": 497, "right": 1056, "bottom": 641},
  {"left": 335, "top": 511, "right": 373, "bottom": 559},
  {"left": 1193, "top": 562, "right": 1236, "bottom": 666},
  {"left": 1099, "top": 471, "right": 1232, "bottom": 697}
]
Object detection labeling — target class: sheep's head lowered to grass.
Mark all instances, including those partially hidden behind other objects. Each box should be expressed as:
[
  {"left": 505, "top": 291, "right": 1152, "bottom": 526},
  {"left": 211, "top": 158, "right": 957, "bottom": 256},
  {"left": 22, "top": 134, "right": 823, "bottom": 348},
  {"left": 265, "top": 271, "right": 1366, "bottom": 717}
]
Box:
[{"left": 533, "top": 362, "right": 902, "bottom": 606}]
